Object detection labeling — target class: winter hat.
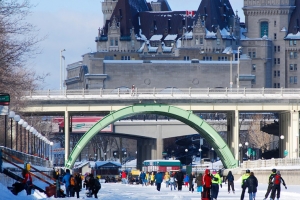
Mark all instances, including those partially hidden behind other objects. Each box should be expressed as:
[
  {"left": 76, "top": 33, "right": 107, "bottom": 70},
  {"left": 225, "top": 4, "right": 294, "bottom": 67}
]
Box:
[{"left": 272, "top": 168, "right": 277, "bottom": 173}]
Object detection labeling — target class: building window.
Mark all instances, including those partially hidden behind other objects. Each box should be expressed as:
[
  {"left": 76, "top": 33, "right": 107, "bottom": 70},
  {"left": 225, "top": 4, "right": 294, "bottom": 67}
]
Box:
[
  {"left": 274, "top": 58, "right": 277, "bottom": 65},
  {"left": 277, "top": 83, "right": 280, "bottom": 88},
  {"left": 121, "top": 56, "right": 130, "bottom": 60},
  {"left": 289, "top": 76, "right": 298, "bottom": 84},
  {"left": 252, "top": 64, "right": 256, "bottom": 71},
  {"left": 131, "top": 40, "right": 135, "bottom": 47},
  {"left": 295, "top": 52, "right": 298, "bottom": 59},
  {"left": 277, "top": 70, "right": 280, "bottom": 77},
  {"left": 217, "top": 39, "right": 220, "bottom": 45},
  {"left": 294, "top": 76, "right": 298, "bottom": 84},
  {"left": 260, "top": 21, "right": 269, "bottom": 37},
  {"left": 274, "top": 70, "right": 277, "bottom": 77},
  {"left": 290, "top": 52, "right": 294, "bottom": 59},
  {"left": 294, "top": 40, "right": 297, "bottom": 45},
  {"left": 110, "top": 38, "right": 114, "bottom": 46},
  {"left": 252, "top": 51, "right": 256, "bottom": 58},
  {"left": 278, "top": 46, "right": 280, "bottom": 52},
  {"left": 274, "top": 21, "right": 276, "bottom": 27},
  {"left": 248, "top": 52, "right": 252, "bottom": 58},
  {"left": 274, "top": 83, "right": 277, "bottom": 88},
  {"left": 274, "top": 46, "right": 276, "bottom": 52},
  {"left": 184, "top": 56, "right": 190, "bottom": 61},
  {"left": 200, "top": 36, "right": 204, "bottom": 45},
  {"left": 277, "top": 58, "right": 280, "bottom": 64},
  {"left": 295, "top": 64, "right": 298, "bottom": 71},
  {"left": 290, "top": 64, "right": 294, "bottom": 71},
  {"left": 195, "top": 36, "right": 199, "bottom": 45},
  {"left": 274, "top": 33, "right": 277, "bottom": 40},
  {"left": 115, "top": 38, "right": 118, "bottom": 46},
  {"left": 290, "top": 40, "right": 297, "bottom": 46}
]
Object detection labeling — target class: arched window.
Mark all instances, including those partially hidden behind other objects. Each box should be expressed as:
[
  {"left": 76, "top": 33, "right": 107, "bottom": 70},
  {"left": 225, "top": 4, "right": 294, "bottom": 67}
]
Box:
[{"left": 261, "top": 21, "right": 269, "bottom": 37}]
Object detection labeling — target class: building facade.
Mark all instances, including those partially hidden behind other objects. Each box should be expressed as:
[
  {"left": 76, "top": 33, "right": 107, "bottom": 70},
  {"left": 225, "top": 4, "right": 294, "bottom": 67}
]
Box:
[{"left": 65, "top": 0, "right": 300, "bottom": 90}]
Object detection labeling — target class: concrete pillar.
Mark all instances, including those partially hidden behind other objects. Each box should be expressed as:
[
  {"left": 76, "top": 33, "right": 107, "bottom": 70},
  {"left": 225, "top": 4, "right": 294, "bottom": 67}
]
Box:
[
  {"left": 64, "top": 111, "right": 70, "bottom": 165},
  {"left": 156, "top": 125, "right": 163, "bottom": 159},
  {"left": 227, "top": 110, "right": 239, "bottom": 160},
  {"left": 279, "top": 110, "right": 299, "bottom": 158},
  {"left": 150, "top": 139, "right": 157, "bottom": 160}
]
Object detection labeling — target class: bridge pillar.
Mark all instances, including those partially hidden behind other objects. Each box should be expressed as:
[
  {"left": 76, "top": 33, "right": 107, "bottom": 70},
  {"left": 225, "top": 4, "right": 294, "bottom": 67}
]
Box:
[
  {"left": 279, "top": 111, "right": 299, "bottom": 158},
  {"left": 137, "top": 138, "right": 154, "bottom": 170},
  {"left": 64, "top": 111, "right": 70, "bottom": 165},
  {"left": 155, "top": 125, "right": 163, "bottom": 160},
  {"left": 227, "top": 110, "right": 240, "bottom": 161}
]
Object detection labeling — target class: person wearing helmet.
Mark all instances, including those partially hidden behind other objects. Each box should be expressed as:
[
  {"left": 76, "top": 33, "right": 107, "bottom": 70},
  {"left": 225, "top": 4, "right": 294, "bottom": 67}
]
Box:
[
  {"left": 263, "top": 168, "right": 277, "bottom": 200},
  {"left": 240, "top": 169, "right": 251, "bottom": 200}
]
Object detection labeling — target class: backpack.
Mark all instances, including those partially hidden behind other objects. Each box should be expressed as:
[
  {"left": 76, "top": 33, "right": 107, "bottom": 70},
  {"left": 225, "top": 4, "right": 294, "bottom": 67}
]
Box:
[
  {"left": 70, "top": 176, "right": 76, "bottom": 186},
  {"left": 272, "top": 174, "right": 281, "bottom": 185}
]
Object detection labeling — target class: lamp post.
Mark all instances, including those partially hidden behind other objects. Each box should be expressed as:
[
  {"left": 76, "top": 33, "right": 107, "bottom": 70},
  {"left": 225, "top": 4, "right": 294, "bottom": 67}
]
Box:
[
  {"left": 60, "top": 49, "right": 66, "bottom": 90},
  {"left": 25, "top": 125, "right": 31, "bottom": 153},
  {"left": 226, "top": 48, "right": 233, "bottom": 89},
  {"left": 8, "top": 111, "right": 15, "bottom": 149},
  {"left": 17, "top": 119, "right": 24, "bottom": 151},
  {"left": 124, "top": 151, "right": 127, "bottom": 170},
  {"left": 211, "top": 147, "right": 214, "bottom": 170},
  {"left": 95, "top": 153, "right": 97, "bottom": 161},
  {"left": 104, "top": 153, "right": 106, "bottom": 161},
  {"left": 50, "top": 141, "right": 53, "bottom": 161},
  {"left": 13, "top": 115, "right": 20, "bottom": 150},
  {"left": 199, "top": 148, "right": 202, "bottom": 166},
  {"left": 239, "top": 143, "right": 242, "bottom": 167},
  {"left": 29, "top": 127, "right": 35, "bottom": 154},
  {"left": 21, "top": 122, "right": 28, "bottom": 152},
  {"left": 237, "top": 46, "right": 242, "bottom": 89},
  {"left": 185, "top": 149, "right": 188, "bottom": 166},
  {"left": 245, "top": 142, "right": 249, "bottom": 160},
  {"left": 280, "top": 135, "right": 285, "bottom": 158},
  {"left": 114, "top": 152, "right": 117, "bottom": 161}
]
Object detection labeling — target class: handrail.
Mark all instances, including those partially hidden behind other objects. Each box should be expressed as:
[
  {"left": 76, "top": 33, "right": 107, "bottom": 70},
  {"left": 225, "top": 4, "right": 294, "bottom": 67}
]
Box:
[{"left": 21, "top": 87, "right": 300, "bottom": 100}]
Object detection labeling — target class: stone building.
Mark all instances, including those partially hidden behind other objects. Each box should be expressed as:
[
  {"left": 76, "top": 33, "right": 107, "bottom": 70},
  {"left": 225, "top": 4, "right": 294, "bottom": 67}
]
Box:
[{"left": 65, "top": 0, "right": 300, "bottom": 90}]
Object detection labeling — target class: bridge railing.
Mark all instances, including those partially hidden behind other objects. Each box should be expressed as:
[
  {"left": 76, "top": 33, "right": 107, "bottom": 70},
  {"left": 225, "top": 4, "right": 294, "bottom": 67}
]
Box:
[
  {"left": 0, "top": 146, "right": 52, "bottom": 168},
  {"left": 241, "top": 158, "right": 300, "bottom": 169},
  {"left": 23, "top": 87, "right": 300, "bottom": 99}
]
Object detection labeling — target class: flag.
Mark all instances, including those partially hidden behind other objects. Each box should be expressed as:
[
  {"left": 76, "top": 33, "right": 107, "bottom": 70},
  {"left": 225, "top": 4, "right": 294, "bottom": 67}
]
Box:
[{"left": 186, "top": 10, "right": 195, "bottom": 17}]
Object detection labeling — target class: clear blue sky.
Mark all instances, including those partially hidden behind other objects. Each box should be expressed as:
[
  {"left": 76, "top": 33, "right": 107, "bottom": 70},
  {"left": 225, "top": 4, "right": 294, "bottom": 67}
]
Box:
[{"left": 27, "top": 0, "right": 244, "bottom": 90}]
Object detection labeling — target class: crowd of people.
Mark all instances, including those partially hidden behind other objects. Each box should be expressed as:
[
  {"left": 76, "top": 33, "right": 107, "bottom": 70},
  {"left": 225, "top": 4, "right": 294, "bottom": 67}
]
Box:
[{"left": 10, "top": 167, "right": 288, "bottom": 200}]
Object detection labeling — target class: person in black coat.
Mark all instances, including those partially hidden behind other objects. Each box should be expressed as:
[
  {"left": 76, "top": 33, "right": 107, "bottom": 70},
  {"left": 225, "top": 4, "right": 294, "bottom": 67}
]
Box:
[
  {"left": 245, "top": 172, "right": 258, "bottom": 200},
  {"left": 175, "top": 170, "right": 184, "bottom": 191},
  {"left": 225, "top": 170, "right": 235, "bottom": 194}
]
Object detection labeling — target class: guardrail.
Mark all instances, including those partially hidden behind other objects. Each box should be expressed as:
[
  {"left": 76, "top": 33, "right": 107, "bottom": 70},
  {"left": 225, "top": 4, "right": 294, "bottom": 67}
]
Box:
[
  {"left": 0, "top": 146, "right": 52, "bottom": 168},
  {"left": 22, "top": 87, "right": 300, "bottom": 99},
  {"left": 241, "top": 158, "right": 300, "bottom": 169}
]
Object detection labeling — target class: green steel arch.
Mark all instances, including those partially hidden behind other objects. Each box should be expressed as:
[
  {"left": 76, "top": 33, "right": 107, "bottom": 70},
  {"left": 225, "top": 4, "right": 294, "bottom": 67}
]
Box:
[{"left": 65, "top": 104, "right": 238, "bottom": 169}]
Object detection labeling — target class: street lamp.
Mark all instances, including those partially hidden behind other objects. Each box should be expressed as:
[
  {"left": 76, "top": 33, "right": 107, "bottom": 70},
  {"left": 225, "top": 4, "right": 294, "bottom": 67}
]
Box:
[
  {"left": 29, "top": 127, "right": 35, "bottom": 154},
  {"left": 199, "top": 148, "right": 202, "bottom": 165},
  {"left": 245, "top": 142, "right": 249, "bottom": 159},
  {"left": 21, "top": 122, "right": 28, "bottom": 152},
  {"left": 60, "top": 49, "right": 66, "bottom": 90},
  {"left": 114, "top": 152, "right": 117, "bottom": 161},
  {"left": 185, "top": 149, "right": 188, "bottom": 165},
  {"left": 211, "top": 147, "right": 214, "bottom": 170},
  {"left": 226, "top": 47, "right": 233, "bottom": 89},
  {"left": 50, "top": 142, "right": 53, "bottom": 161},
  {"left": 104, "top": 153, "right": 106, "bottom": 161},
  {"left": 124, "top": 151, "right": 127, "bottom": 170},
  {"left": 17, "top": 119, "right": 24, "bottom": 151},
  {"left": 95, "top": 153, "right": 97, "bottom": 161},
  {"left": 8, "top": 111, "right": 15, "bottom": 149},
  {"left": 237, "top": 46, "right": 242, "bottom": 89},
  {"left": 239, "top": 143, "right": 242, "bottom": 167},
  {"left": 280, "top": 135, "right": 285, "bottom": 158}
]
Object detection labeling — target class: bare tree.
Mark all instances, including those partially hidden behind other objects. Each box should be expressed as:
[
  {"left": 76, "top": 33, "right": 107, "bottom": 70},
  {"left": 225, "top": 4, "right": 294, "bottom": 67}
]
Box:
[{"left": 247, "top": 114, "right": 273, "bottom": 152}]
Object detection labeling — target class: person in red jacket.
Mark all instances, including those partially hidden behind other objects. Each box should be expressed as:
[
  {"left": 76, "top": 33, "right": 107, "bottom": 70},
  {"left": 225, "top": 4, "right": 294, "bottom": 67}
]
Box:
[
  {"left": 22, "top": 169, "right": 33, "bottom": 195},
  {"left": 202, "top": 169, "right": 212, "bottom": 200},
  {"left": 121, "top": 170, "right": 127, "bottom": 184}
]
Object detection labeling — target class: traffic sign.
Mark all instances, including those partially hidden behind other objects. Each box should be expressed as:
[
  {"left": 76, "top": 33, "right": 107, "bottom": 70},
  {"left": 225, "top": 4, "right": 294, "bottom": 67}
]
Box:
[{"left": 0, "top": 93, "right": 9, "bottom": 115}]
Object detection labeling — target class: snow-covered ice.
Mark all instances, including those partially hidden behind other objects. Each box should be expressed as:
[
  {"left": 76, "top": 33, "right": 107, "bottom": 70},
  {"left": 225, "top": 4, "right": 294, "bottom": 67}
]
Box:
[{"left": 1, "top": 180, "right": 299, "bottom": 200}]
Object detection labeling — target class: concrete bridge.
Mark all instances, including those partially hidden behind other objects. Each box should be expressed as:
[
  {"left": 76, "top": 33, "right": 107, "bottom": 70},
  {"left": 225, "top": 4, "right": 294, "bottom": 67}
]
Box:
[{"left": 21, "top": 88, "right": 300, "bottom": 168}]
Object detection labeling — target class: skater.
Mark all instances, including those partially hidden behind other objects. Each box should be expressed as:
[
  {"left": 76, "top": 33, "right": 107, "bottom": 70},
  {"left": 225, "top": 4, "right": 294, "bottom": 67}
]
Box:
[
  {"left": 155, "top": 170, "right": 163, "bottom": 191},
  {"left": 202, "top": 169, "right": 212, "bottom": 200},
  {"left": 240, "top": 169, "right": 251, "bottom": 200},
  {"left": 175, "top": 169, "right": 184, "bottom": 191},
  {"left": 245, "top": 172, "right": 258, "bottom": 200},
  {"left": 140, "top": 171, "right": 146, "bottom": 186},
  {"left": 22, "top": 169, "right": 32, "bottom": 195},
  {"left": 225, "top": 170, "right": 235, "bottom": 194},
  {"left": 184, "top": 174, "right": 189, "bottom": 188},
  {"left": 164, "top": 172, "right": 170, "bottom": 188},
  {"left": 211, "top": 170, "right": 222, "bottom": 200},
  {"left": 270, "top": 171, "right": 287, "bottom": 200},
  {"left": 263, "top": 168, "right": 277, "bottom": 200},
  {"left": 62, "top": 169, "right": 71, "bottom": 197},
  {"left": 195, "top": 172, "right": 203, "bottom": 193},
  {"left": 169, "top": 173, "right": 176, "bottom": 191},
  {"left": 188, "top": 172, "right": 195, "bottom": 192}
]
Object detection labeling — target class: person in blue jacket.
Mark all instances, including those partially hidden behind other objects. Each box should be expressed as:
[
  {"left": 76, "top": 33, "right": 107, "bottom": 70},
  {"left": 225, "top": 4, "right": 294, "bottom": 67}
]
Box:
[
  {"left": 155, "top": 170, "right": 164, "bottom": 191},
  {"left": 62, "top": 169, "right": 71, "bottom": 197},
  {"left": 140, "top": 171, "right": 146, "bottom": 186}
]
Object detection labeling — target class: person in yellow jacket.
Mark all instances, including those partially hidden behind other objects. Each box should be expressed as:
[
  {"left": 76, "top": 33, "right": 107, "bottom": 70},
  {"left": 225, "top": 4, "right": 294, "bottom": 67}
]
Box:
[
  {"left": 145, "top": 172, "right": 149, "bottom": 186},
  {"left": 150, "top": 172, "right": 155, "bottom": 186},
  {"left": 211, "top": 170, "right": 222, "bottom": 200},
  {"left": 164, "top": 172, "right": 170, "bottom": 188},
  {"left": 241, "top": 169, "right": 251, "bottom": 200}
]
